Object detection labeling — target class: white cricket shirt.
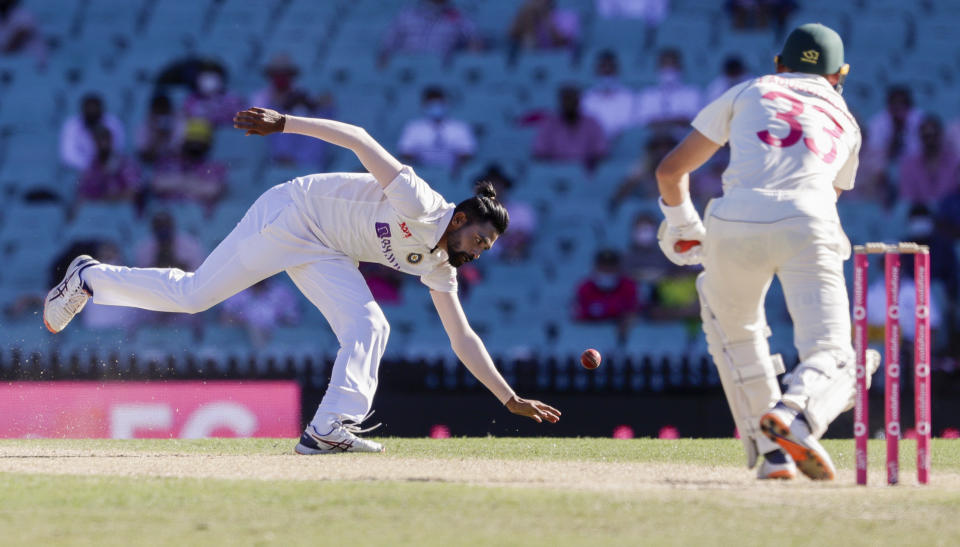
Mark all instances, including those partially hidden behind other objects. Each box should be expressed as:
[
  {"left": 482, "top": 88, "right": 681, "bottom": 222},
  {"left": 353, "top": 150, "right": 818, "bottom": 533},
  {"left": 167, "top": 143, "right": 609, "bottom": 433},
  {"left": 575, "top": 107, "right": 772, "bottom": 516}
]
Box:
[
  {"left": 285, "top": 166, "right": 458, "bottom": 292},
  {"left": 693, "top": 73, "right": 861, "bottom": 222}
]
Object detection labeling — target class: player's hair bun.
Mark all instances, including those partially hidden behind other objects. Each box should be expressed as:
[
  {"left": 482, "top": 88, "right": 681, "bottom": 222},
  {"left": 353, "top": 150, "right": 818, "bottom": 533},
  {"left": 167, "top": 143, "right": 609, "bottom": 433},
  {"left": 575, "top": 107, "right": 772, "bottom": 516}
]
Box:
[{"left": 474, "top": 181, "right": 498, "bottom": 200}]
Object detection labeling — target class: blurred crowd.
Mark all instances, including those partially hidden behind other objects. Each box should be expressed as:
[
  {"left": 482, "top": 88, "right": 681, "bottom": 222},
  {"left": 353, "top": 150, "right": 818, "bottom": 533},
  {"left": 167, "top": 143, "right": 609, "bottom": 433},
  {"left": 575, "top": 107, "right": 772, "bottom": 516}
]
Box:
[{"left": 1, "top": 0, "right": 958, "bottom": 370}]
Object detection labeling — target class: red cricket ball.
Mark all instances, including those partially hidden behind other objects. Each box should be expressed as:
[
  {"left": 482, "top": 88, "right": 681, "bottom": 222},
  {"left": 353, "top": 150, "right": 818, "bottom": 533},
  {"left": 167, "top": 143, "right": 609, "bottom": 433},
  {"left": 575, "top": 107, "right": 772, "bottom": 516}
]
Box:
[{"left": 581, "top": 348, "right": 601, "bottom": 370}]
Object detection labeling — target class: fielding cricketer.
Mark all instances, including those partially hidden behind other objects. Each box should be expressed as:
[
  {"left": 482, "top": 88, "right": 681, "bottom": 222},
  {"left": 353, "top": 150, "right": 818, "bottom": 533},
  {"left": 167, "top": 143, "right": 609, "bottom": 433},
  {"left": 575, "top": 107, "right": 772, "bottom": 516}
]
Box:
[
  {"left": 655, "top": 23, "right": 880, "bottom": 480},
  {"left": 43, "top": 107, "right": 561, "bottom": 453}
]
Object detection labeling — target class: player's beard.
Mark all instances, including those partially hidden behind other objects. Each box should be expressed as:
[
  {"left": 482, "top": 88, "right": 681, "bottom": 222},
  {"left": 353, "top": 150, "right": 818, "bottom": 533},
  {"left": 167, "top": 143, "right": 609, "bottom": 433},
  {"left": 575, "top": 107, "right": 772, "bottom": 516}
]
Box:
[{"left": 445, "top": 232, "right": 474, "bottom": 268}]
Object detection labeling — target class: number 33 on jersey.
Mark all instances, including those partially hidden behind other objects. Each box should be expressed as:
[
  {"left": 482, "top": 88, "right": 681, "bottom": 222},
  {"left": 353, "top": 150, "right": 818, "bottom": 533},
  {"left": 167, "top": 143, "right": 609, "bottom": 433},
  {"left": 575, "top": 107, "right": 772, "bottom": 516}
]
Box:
[{"left": 692, "top": 72, "right": 861, "bottom": 195}]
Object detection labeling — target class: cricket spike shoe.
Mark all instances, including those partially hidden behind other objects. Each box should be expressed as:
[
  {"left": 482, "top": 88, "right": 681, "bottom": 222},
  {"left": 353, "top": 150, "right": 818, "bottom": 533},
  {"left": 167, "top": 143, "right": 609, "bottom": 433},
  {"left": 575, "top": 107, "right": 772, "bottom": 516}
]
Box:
[
  {"left": 756, "top": 448, "right": 797, "bottom": 480},
  {"left": 295, "top": 417, "right": 384, "bottom": 454},
  {"left": 43, "top": 255, "right": 99, "bottom": 333},
  {"left": 760, "top": 403, "right": 836, "bottom": 480}
]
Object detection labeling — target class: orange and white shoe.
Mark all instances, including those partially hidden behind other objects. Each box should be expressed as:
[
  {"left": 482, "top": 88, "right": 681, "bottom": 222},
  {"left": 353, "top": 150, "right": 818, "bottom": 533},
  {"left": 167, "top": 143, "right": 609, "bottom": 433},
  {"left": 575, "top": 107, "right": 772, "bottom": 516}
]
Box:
[
  {"left": 760, "top": 403, "right": 835, "bottom": 481},
  {"left": 43, "top": 255, "right": 98, "bottom": 333},
  {"left": 757, "top": 448, "right": 796, "bottom": 480}
]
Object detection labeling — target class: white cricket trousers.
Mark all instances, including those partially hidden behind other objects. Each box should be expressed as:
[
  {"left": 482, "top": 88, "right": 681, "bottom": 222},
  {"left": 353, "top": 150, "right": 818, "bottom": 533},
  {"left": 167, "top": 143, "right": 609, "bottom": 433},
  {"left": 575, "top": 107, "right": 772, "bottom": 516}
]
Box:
[
  {"left": 82, "top": 184, "right": 388, "bottom": 428},
  {"left": 700, "top": 212, "right": 855, "bottom": 439}
]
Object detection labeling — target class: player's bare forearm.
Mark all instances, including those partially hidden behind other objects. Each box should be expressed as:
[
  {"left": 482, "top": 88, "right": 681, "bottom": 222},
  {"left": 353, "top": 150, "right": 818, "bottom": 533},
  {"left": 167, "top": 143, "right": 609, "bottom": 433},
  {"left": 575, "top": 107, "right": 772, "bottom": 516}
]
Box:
[
  {"left": 234, "top": 108, "right": 402, "bottom": 187},
  {"left": 656, "top": 129, "right": 723, "bottom": 206},
  {"left": 432, "top": 288, "right": 559, "bottom": 422},
  {"left": 449, "top": 330, "right": 516, "bottom": 403},
  {"left": 656, "top": 171, "right": 691, "bottom": 207}
]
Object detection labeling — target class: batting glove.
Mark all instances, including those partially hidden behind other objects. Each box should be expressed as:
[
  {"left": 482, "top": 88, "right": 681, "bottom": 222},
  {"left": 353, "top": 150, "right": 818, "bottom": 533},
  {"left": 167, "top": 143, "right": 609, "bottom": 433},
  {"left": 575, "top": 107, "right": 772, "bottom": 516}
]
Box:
[{"left": 657, "top": 197, "right": 706, "bottom": 266}]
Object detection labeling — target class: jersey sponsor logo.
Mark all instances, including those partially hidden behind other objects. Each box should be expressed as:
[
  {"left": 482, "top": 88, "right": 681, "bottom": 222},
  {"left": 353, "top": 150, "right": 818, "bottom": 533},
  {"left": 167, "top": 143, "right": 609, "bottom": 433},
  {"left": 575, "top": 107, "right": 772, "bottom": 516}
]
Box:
[
  {"left": 399, "top": 222, "right": 413, "bottom": 239},
  {"left": 380, "top": 239, "right": 400, "bottom": 269},
  {"left": 406, "top": 252, "right": 423, "bottom": 264},
  {"left": 375, "top": 222, "right": 400, "bottom": 269},
  {"left": 801, "top": 50, "right": 820, "bottom": 64}
]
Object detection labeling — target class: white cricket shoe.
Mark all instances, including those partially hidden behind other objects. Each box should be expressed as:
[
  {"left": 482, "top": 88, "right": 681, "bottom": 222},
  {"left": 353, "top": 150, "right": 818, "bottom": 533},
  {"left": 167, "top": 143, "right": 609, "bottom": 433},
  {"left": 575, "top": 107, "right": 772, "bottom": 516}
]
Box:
[
  {"left": 757, "top": 448, "right": 797, "bottom": 480},
  {"left": 43, "top": 255, "right": 99, "bottom": 333},
  {"left": 760, "top": 403, "right": 836, "bottom": 480},
  {"left": 295, "top": 417, "right": 384, "bottom": 454}
]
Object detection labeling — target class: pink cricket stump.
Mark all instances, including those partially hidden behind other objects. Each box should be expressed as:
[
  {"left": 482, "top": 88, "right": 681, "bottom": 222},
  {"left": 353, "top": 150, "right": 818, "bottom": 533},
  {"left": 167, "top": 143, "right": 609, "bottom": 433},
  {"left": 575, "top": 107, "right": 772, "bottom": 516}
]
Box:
[
  {"left": 884, "top": 251, "right": 901, "bottom": 485},
  {"left": 853, "top": 252, "right": 869, "bottom": 486},
  {"left": 915, "top": 251, "right": 932, "bottom": 484}
]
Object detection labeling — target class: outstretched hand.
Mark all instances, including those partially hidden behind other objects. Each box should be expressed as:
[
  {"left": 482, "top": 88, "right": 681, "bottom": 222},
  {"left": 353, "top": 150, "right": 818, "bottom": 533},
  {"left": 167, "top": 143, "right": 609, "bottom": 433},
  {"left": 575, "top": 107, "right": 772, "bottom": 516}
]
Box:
[
  {"left": 506, "top": 396, "right": 561, "bottom": 424},
  {"left": 233, "top": 107, "right": 285, "bottom": 136}
]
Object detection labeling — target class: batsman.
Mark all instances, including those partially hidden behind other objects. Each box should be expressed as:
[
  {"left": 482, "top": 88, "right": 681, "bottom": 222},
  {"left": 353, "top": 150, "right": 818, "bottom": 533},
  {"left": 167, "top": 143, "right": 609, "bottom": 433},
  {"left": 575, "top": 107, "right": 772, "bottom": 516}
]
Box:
[{"left": 654, "top": 23, "right": 880, "bottom": 480}]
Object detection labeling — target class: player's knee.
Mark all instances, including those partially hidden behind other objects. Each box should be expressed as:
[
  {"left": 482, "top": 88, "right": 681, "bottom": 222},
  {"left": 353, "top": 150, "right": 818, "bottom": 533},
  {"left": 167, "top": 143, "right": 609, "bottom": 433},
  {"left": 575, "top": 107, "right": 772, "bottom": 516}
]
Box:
[
  {"left": 345, "top": 310, "right": 390, "bottom": 344},
  {"left": 177, "top": 288, "right": 216, "bottom": 314}
]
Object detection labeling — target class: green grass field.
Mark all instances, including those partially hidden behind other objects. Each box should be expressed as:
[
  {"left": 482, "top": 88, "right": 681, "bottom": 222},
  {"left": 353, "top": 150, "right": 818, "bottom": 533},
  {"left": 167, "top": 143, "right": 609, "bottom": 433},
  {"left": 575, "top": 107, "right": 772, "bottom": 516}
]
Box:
[{"left": 1, "top": 438, "right": 958, "bottom": 546}]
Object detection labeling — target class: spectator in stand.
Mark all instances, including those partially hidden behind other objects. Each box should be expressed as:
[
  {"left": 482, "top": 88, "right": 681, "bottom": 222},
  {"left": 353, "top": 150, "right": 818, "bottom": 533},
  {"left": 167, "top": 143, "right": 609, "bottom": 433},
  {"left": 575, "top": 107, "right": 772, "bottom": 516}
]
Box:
[
  {"left": 634, "top": 49, "right": 701, "bottom": 131},
  {"left": 621, "top": 212, "right": 701, "bottom": 323},
  {"left": 533, "top": 84, "right": 607, "bottom": 169},
  {"left": 60, "top": 93, "right": 126, "bottom": 171},
  {"left": 866, "top": 85, "right": 923, "bottom": 166},
  {"left": 379, "top": 0, "right": 481, "bottom": 66},
  {"left": 573, "top": 249, "right": 639, "bottom": 342},
  {"left": 946, "top": 115, "right": 960, "bottom": 157},
  {"left": 610, "top": 131, "right": 677, "bottom": 206},
  {"left": 622, "top": 212, "right": 670, "bottom": 302},
  {"left": 133, "top": 210, "right": 205, "bottom": 331},
  {"left": 6, "top": 240, "right": 143, "bottom": 331},
  {"left": 222, "top": 279, "right": 301, "bottom": 349},
  {"left": 475, "top": 164, "right": 536, "bottom": 262},
  {"left": 705, "top": 55, "right": 752, "bottom": 103},
  {"left": 906, "top": 204, "right": 959, "bottom": 310},
  {"left": 154, "top": 55, "right": 226, "bottom": 95},
  {"left": 251, "top": 53, "right": 334, "bottom": 169},
  {"left": 134, "top": 211, "right": 204, "bottom": 271},
  {"left": 581, "top": 49, "right": 636, "bottom": 139},
  {"left": 725, "top": 0, "right": 796, "bottom": 37},
  {"left": 359, "top": 262, "right": 406, "bottom": 305},
  {"left": 76, "top": 240, "right": 144, "bottom": 331},
  {"left": 182, "top": 64, "right": 243, "bottom": 127},
  {"left": 136, "top": 94, "right": 184, "bottom": 166},
  {"left": 867, "top": 205, "right": 955, "bottom": 351},
  {"left": 936, "top": 185, "right": 960, "bottom": 241},
  {"left": 846, "top": 124, "right": 891, "bottom": 205},
  {"left": 595, "top": 0, "right": 669, "bottom": 25},
  {"left": 150, "top": 119, "right": 227, "bottom": 212},
  {"left": 898, "top": 115, "right": 960, "bottom": 206},
  {"left": 76, "top": 125, "right": 141, "bottom": 203},
  {"left": 509, "top": 0, "right": 581, "bottom": 55},
  {"left": 398, "top": 86, "right": 476, "bottom": 172},
  {"left": 0, "top": 0, "right": 46, "bottom": 63}
]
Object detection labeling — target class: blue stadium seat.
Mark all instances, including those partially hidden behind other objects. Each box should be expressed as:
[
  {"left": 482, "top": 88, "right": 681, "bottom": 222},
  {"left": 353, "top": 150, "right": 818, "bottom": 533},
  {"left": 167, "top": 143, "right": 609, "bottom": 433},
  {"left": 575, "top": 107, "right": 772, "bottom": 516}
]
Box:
[
  {"left": 656, "top": 13, "right": 715, "bottom": 55},
  {"left": 451, "top": 52, "right": 510, "bottom": 87},
  {"left": 0, "top": 319, "right": 53, "bottom": 354},
  {"left": 0, "top": 202, "right": 65, "bottom": 250},
  {"left": 550, "top": 321, "right": 621, "bottom": 357},
  {"left": 212, "top": 127, "right": 267, "bottom": 170},
  {"left": 267, "top": 324, "right": 339, "bottom": 356},
  {"left": 200, "top": 323, "right": 254, "bottom": 355},
  {"left": 627, "top": 321, "right": 694, "bottom": 359},
  {"left": 64, "top": 202, "right": 139, "bottom": 245},
  {"left": 850, "top": 16, "right": 909, "bottom": 53}
]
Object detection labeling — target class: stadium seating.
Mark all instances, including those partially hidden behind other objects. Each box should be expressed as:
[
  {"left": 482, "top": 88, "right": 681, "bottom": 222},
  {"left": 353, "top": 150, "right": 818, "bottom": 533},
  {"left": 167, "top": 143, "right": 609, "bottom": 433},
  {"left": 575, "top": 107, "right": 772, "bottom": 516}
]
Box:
[{"left": 1, "top": 0, "right": 957, "bottom": 376}]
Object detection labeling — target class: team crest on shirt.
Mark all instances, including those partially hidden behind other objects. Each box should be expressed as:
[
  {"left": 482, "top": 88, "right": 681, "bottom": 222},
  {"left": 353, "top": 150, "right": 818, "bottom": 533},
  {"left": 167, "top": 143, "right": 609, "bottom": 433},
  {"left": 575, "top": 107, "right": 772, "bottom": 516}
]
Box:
[{"left": 406, "top": 253, "right": 423, "bottom": 264}]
